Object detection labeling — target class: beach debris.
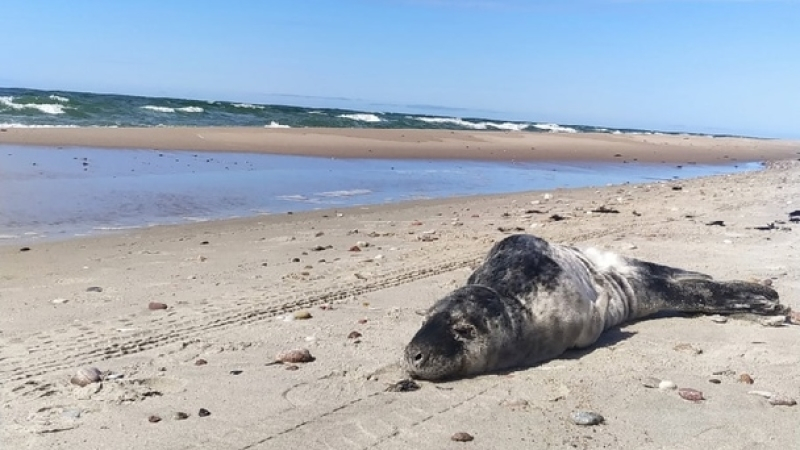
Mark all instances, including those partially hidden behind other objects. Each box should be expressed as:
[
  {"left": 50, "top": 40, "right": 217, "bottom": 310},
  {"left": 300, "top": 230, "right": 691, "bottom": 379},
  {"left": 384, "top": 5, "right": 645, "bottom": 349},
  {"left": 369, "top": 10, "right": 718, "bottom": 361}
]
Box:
[
  {"left": 709, "top": 378, "right": 722, "bottom": 384},
  {"left": 570, "top": 411, "right": 604, "bottom": 426},
  {"left": 85, "top": 286, "right": 103, "bottom": 293},
  {"left": 229, "top": 370, "right": 243, "bottom": 376},
  {"left": 273, "top": 348, "right": 315, "bottom": 364},
  {"left": 705, "top": 220, "right": 725, "bottom": 227},
  {"left": 19, "top": 246, "right": 31, "bottom": 252},
  {"left": 642, "top": 377, "right": 661, "bottom": 388},
  {"left": 198, "top": 408, "right": 211, "bottom": 417},
  {"left": 173, "top": 412, "right": 190, "bottom": 420},
  {"left": 148, "top": 415, "right": 162, "bottom": 423},
  {"left": 358, "top": 318, "right": 368, "bottom": 324},
  {"left": 549, "top": 214, "right": 567, "bottom": 222},
  {"left": 70, "top": 367, "right": 102, "bottom": 387},
  {"left": 671, "top": 186, "right": 683, "bottom": 191},
  {"left": 194, "top": 358, "right": 208, "bottom": 366},
  {"left": 451, "top": 432, "right": 474, "bottom": 442},
  {"left": 347, "top": 331, "right": 362, "bottom": 339},
  {"left": 768, "top": 396, "right": 797, "bottom": 406},
  {"left": 678, "top": 388, "right": 704, "bottom": 402},
  {"left": 710, "top": 315, "right": 728, "bottom": 324},
  {"left": 52, "top": 298, "right": 69, "bottom": 304},
  {"left": 293, "top": 310, "right": 312, "bottom": 320},
  {"left": 659, "top": 380, "right": 677, "bottom": 391},
  {"left": 349, "top": 245, "right": 362, "bottom": 252},
  {"left": 789, "top": 210, "right": 800, "bottom": 223},
  {"left": 148, "top": 302, "right": 168, "bottom": 310},
  {"left": 385, "top": 379, "right": 420, "bottom": 392},
  {"left": 311, "top": 245, "right": 331, "bottom": 252},
  {"left": 760, "top": 316, "right": 786, "bottom": 327},
  {"left": 739, "top": 373, "right": 755, "bottom": 384},
  {"left": 748, "top": 390, "right": 773, "bottom": 399},
  {"left": 591, "top": 206, "right": 620, "bottom": 214}
]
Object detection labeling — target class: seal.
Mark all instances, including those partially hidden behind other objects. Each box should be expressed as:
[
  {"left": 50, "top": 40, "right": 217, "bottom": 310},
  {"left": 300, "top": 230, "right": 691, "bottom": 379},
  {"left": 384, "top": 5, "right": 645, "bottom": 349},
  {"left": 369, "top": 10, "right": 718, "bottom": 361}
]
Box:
[{"left": 404, "top": 234, "right": 784, "bottom": 381}]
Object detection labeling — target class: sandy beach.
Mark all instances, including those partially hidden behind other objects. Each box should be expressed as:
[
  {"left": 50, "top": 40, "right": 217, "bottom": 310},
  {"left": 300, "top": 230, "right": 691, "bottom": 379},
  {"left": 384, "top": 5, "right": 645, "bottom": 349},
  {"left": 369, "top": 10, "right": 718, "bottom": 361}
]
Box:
[{"left": 1, "top": 129, "right": 800, "bottom": 449}]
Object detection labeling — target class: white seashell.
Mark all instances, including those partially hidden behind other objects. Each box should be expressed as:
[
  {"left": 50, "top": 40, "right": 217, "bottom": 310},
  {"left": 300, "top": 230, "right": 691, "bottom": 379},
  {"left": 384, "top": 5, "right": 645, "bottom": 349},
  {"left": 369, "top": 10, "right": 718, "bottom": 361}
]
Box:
[
  {"left": 70, "top": 367, "right": 102, "bottom": 387},
  {"left": 658, "top": 380, "right": 677, "bottom": 391}
]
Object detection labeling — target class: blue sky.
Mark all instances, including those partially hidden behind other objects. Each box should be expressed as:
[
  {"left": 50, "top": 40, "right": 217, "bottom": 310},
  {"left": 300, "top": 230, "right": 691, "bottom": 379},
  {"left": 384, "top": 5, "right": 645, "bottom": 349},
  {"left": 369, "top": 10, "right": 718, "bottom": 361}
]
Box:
[{"left": 4, "top": 0, "right": 799, "bottom": 137}]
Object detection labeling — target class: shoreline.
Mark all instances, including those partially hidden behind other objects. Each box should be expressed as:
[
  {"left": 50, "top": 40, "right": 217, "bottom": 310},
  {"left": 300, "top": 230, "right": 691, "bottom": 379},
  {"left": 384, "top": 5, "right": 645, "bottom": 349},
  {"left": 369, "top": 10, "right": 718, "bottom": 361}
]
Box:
[{"left": 2, "top": 126, "right": 799, "bottom": 164}]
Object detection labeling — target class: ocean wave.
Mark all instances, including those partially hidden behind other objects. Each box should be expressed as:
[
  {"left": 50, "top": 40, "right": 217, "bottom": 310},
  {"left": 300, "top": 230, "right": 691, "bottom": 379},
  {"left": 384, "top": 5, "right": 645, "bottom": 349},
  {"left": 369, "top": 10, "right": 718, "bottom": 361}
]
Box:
[
  {"left": 141, "top": 105, "right": 204, "bottom": 113},
  {"left": 0, "top": 96, "right": 67, "bottom": 114},
  {"left": 315, "top": 189, "right": 372, "bottom": 198},
  {"left": 413, "top": 116, "right": 529, "bottom": 131},
  {"left": 232, "top": 103, "right": 264, "bottom": 110},
  {"left": 338, "top": 113, "right": 382, "bottom": 122},
  {"left": 532, "top": 123, "right": 578, "bottom": 133},
  {"left": 48, "top": 95, "right": 70, "bottom": 102},
  {"left": 265, "top": 121, "right": 290, "bottom": 129},
  {"left": 277, "top": 194, "right": 310, "bottom": 201}
]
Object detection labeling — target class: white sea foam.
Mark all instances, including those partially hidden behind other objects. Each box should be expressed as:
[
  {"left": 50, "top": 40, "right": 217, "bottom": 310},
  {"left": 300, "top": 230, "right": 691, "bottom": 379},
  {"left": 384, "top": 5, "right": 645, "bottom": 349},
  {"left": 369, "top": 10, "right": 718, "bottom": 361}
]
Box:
[
  {"left": 142, "top": 105, "right": 175, "bottom": 113},
  {"left": 0, "top": 122, "right": 78, "bottom": 128},
  {"left": 315, "top": 189, "right": 372, "bottom": 198},
  {"left": 413, "top": 116, "right": 528, "bottom": 131},
  {"left": 265, "top": 121, "right": 291, "bottom": 129},
  {"left": 177, "top": 106, "right": 203, "bottom": 113},
  {"left": 338, "top": 113, "right": 382, "bottom": 122},
  {"left": 532, "top": 123, "right": 578, "bottom": 133},
  {"left": 233, "top": 103, "right": 264, "bottom": 110},
  {"left": 48, "top": 95, "right": 70, "bottom": 102},
  {"left": 277, "top": 194, "right": 309, "bottom": 201},
  {"left": 0, "top": 96, "right": 67, "bottom": 114}
]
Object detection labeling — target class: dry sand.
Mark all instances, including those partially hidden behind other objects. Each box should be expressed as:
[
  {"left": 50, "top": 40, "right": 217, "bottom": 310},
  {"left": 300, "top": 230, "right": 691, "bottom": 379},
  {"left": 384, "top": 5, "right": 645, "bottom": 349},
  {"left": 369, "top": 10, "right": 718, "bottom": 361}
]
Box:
[{"left": 1, "top": 130, "right": 800, "bottom": 449}]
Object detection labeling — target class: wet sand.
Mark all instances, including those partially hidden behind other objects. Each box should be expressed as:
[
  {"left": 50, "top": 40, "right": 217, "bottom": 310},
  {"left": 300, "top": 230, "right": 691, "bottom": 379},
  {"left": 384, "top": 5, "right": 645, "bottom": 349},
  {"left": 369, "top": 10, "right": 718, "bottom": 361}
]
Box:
[
  {"left": 2, "top": 126, "right": 799, "bottom": 163},
  {"left": 1, "top": 129, "right": 799, "bottom": 449}
]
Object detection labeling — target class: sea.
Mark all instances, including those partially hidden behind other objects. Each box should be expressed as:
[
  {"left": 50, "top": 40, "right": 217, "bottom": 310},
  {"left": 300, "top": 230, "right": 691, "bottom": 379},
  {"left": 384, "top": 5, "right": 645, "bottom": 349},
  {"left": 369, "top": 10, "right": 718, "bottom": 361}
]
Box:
[{"left": 0, "top": 87, "right": 762, "bottom": 244}]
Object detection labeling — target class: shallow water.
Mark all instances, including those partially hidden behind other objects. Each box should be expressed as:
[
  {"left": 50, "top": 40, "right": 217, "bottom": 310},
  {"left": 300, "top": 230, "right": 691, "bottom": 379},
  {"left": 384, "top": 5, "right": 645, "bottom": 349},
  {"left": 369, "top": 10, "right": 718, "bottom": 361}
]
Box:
[{"left": 0, "top": 145, "right": 761, "bottom": 243}]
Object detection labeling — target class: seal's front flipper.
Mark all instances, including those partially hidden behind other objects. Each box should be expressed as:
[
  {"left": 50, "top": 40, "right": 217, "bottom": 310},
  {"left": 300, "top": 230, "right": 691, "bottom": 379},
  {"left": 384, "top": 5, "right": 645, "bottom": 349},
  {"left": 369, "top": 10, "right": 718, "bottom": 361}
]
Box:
[{"left": 669, "top": 279, "right": 784, "bottom": 315}]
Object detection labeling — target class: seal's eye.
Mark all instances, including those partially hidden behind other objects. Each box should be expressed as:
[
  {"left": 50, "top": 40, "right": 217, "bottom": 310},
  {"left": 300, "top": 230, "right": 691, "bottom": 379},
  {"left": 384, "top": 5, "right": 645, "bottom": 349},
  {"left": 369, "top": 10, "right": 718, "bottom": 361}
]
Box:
[{"left": 453, "top": 323, "right": 476, "bottom": 340}]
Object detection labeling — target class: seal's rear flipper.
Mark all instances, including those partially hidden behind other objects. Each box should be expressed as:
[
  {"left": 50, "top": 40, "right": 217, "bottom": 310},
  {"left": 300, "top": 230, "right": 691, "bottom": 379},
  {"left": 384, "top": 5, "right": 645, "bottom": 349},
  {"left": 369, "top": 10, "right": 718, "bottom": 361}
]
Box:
[{"left": 669, "top": 279, "right": 784, "bottom": 315}]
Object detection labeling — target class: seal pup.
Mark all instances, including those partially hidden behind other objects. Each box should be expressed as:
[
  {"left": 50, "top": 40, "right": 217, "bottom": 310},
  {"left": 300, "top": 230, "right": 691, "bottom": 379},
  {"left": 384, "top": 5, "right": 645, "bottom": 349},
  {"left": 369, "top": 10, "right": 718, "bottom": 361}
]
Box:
[{"left": 404, "top": 234, "right": 783, "bottom": 381}]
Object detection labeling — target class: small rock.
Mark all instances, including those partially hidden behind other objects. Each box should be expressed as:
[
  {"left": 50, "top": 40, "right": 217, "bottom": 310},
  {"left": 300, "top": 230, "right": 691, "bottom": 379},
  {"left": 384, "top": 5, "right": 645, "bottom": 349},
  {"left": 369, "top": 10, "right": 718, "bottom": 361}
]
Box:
[
  {"left": 174, "top": 412, "right": 190, "bottom": 420},
  {"left": 62, "top": 408, "right": 82, "bottom": 419},
  {"left": 148, "top": 302, "right": 168, "bottom": 310},
  {"left": 19, "top": 247, "right": 31, "bottom": 252},
  {"left": 570, "top": 411, "right": 604, "bottom": 426},
  {"left": 52, "top": 298, "right": 69, "bottom": 304},
  {"left": 762, "top": 278, "right": 773, "bottom": 287},
  {"left": 658, "top": 380, "right": 677, "bottom": 391},
  {"left": 357, "top": 318, "right": 368, "bottom": 324},
  {"left": 451, "top": 432, "right": 474, "bottom": 442},
  {"left": 86, "top": 286, "right": 103, "bottom": 293},
  {"left": 148, "top": 415, "right": 162, "bottom": 423},
  {"left": 642, "top": 377, "right": 661, "bottom": 388},
  {"left": 275, "top": 348, "right": 314, "bottom": 364},
  {"left": 709, "top": 378, "right": 722, "bottom": 384},
  {"left": 349, "top": 245, "right": 362, "bottom": 252},
  {"left": 293, "top": 310, "right": 312, "bottom": 320},
  {"left": 768, "top": 396, "right": 797, "bottom": 406},
  {"left": 315, "top": 231, "right": 324, "bottom": 237},
  {"left": 739, "top": 373, "right": 755, "bottom": 384},
  {"left": 194, "top": 358, "right": 208, "bottom": 366},
  {"left": 200, "top": 241, "right": 209, "bottom": 245},
  {"left": 347, "top": 331, "right": 362, "bottom": 339},
  {"left": 285, "top": 365, "right": 299, "bottom": 371},
  {"left": 678, "top": 388, "right": 704, "bottom": 401},
  {"left": 291, "top": 257, "right": 300, "bottom": 262},
  {"left": 198, "top": 408, "right": 211, "bottom": 417},
  {"left": 385, "top": 379, "right": 420, "bottom": 392},
  {"left": 229, "top": 370, "right": 243, "bottom": 375}
]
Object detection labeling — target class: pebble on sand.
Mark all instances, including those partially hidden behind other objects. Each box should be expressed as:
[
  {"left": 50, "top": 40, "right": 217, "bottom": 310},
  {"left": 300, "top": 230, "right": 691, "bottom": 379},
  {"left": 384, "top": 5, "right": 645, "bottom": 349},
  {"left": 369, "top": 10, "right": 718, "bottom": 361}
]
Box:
[
  {"left": 70, "top": 367, "right": 103, "bottom": 387},
  {"left": 194, "top": 358, "right": 208, "bottom": 366},
  {"left": 293, "top": 310, "right": 312, "bottom": 320},
  {"left": 198, "top": 408, "right": 211, "bottom": 417},
  {"left": 768, "top": 396, "right": 797, "bottom": 406},
  {"left": 678, "top": 388, "right": 704, "bottom": 402},
  {"left": 173, "top": 412, "right": 190, "bottom": 420},
  {"left": 570, "top": 411, "right": 605, "bottom": 426},
  {"left": 148, "top": 302, "right": 168, "bottom": 310},
  {"left": 642, "top": 377, "right": 661, "bottom": 388},
  {"left": 86, "top": 286, "right": 103, "bottom": 293},
  {"left": 148, "top": 415, "right": 162, "bottom": 423},
  {"left": 347, "top": 331, "right": 363, "bottom": 339},
  {"left": 275, "top": 348, "right": 315, "bottom": 364},
  {"left": 451, "top": 432, "right": 474, "bottom": 442},
  {"left": 658, "top": 380, "right": 677, "bottom": 391},
  {"left": 739, "top": 373, "right": 755, "bottom": 384}
]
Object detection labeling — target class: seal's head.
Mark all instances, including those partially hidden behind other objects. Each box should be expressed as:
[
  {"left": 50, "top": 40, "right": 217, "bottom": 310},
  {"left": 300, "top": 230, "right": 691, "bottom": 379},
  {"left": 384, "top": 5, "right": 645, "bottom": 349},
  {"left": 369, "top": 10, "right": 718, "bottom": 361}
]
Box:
[{"left": 404, "top": 285, "right": 523, "bottom": 381}]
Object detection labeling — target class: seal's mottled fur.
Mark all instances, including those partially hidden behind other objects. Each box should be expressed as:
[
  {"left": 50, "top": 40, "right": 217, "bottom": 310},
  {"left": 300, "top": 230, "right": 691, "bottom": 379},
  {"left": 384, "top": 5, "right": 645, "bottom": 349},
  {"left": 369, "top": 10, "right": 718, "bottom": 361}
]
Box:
[{"left": 404, "top": 234, "right": 782, "bottom": 381}]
